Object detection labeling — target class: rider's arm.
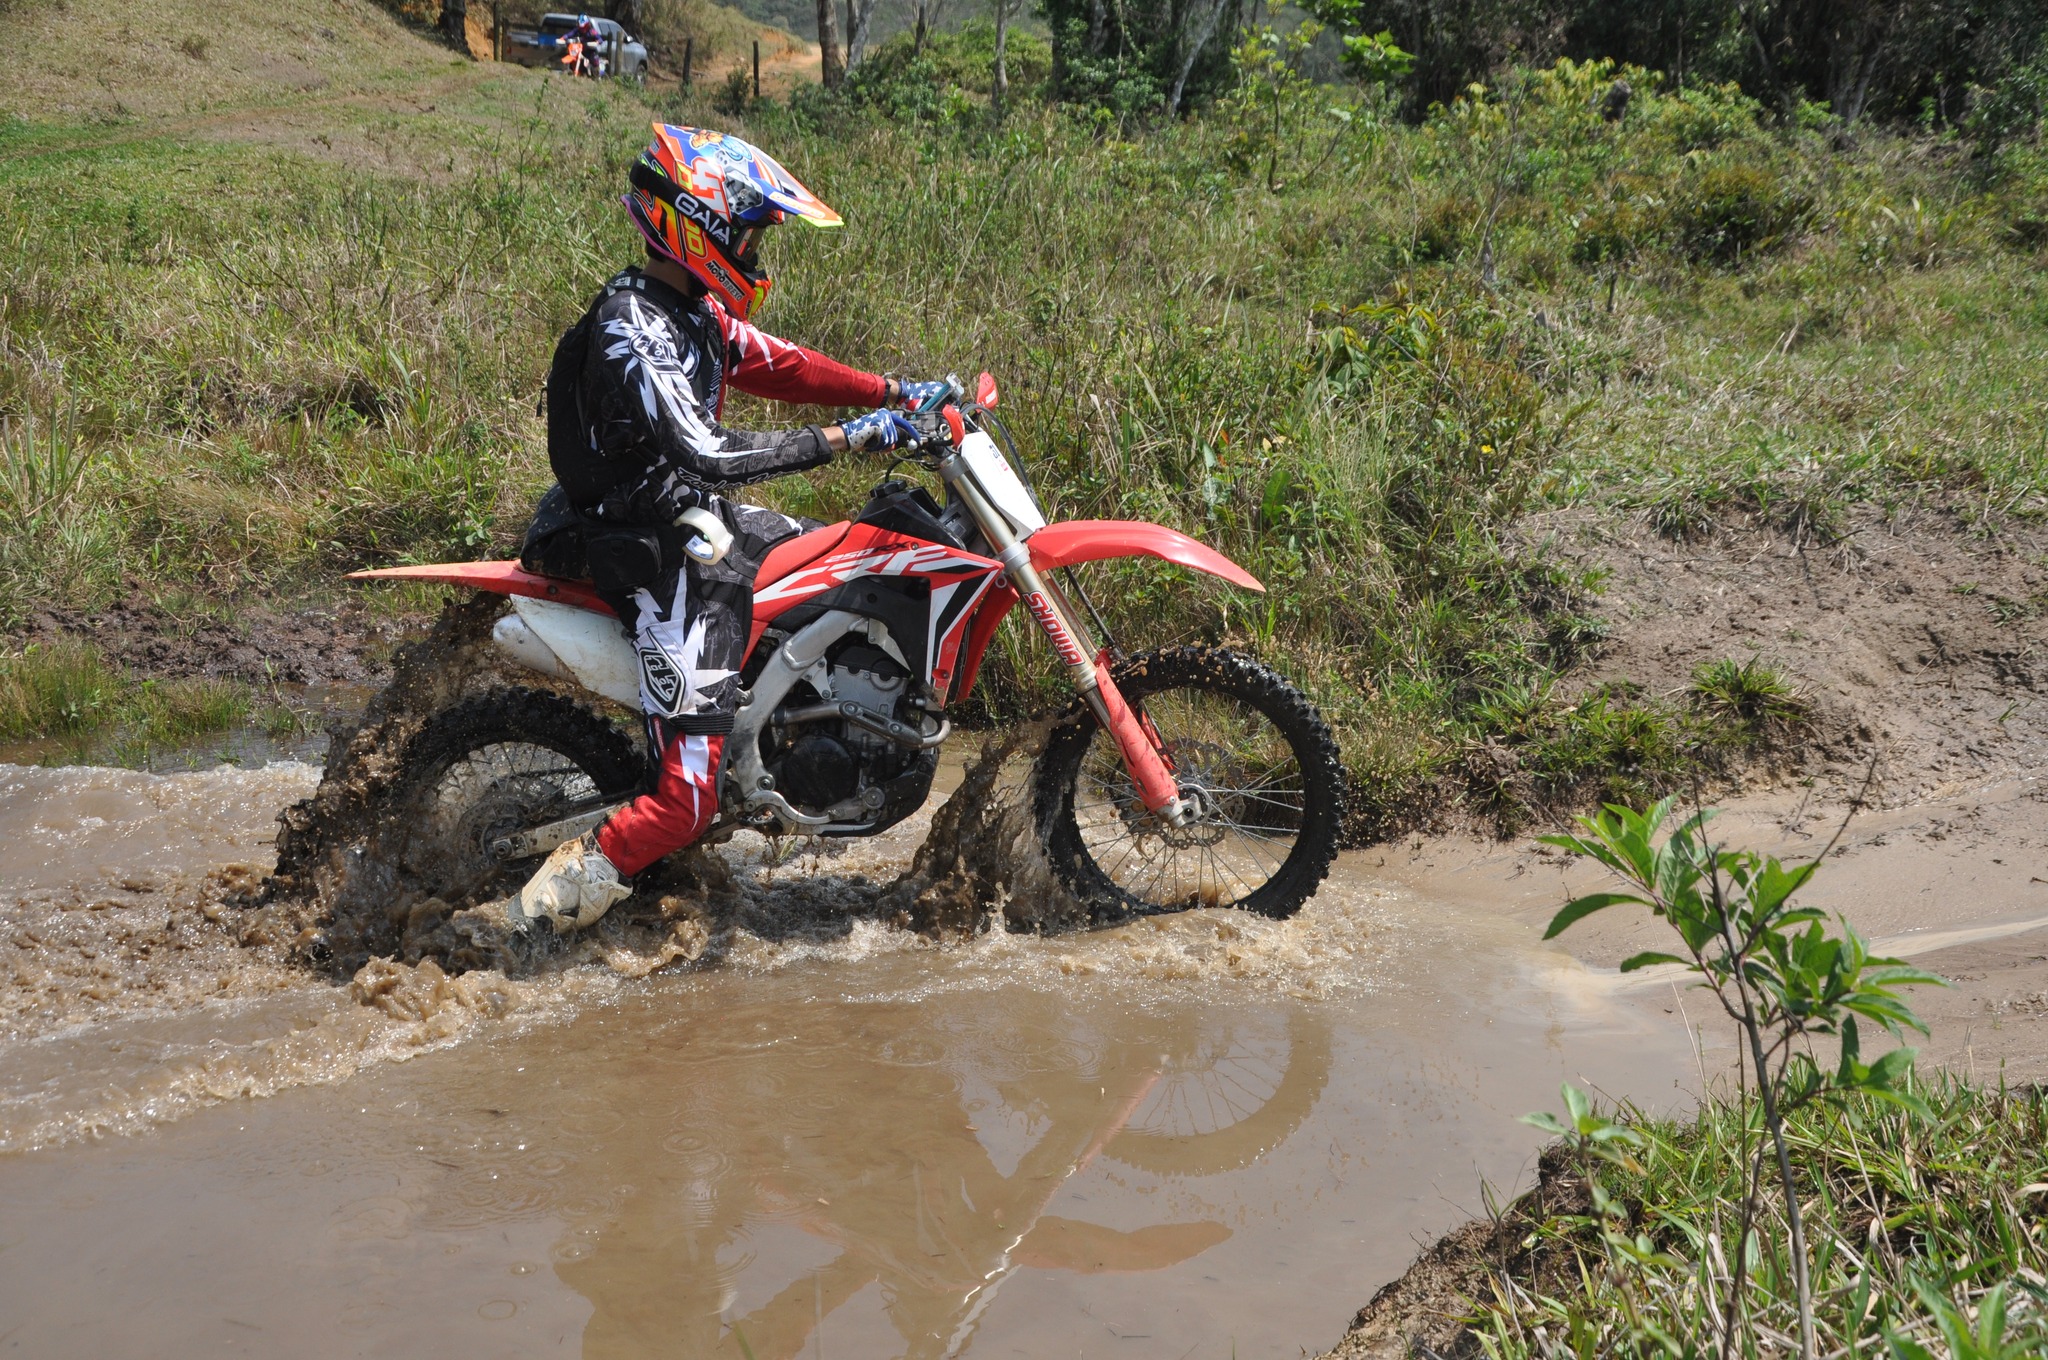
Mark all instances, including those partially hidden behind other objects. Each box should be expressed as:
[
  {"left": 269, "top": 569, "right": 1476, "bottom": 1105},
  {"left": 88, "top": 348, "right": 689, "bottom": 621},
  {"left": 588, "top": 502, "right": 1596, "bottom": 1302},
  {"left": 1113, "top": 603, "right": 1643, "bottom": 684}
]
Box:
[
  {"left": 589, "top": 291, "right": 835, "bottom": 501},
  {"left": 712, "top": 299, "right": 896, "bottom": 410}
]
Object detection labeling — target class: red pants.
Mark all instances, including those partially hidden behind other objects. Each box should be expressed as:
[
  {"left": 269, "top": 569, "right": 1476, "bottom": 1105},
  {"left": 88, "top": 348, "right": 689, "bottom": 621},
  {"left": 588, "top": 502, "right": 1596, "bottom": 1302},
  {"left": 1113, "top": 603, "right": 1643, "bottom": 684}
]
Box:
[{"left": 596, "top": 731, "right": 725, "bottom": 877}]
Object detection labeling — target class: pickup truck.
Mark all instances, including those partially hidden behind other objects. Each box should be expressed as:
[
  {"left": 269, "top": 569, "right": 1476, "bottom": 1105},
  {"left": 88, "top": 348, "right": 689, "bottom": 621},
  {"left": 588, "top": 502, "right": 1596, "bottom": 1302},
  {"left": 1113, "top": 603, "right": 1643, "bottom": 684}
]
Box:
[{"left": 504, "top": 14, "right": 649, "bottom": 81}]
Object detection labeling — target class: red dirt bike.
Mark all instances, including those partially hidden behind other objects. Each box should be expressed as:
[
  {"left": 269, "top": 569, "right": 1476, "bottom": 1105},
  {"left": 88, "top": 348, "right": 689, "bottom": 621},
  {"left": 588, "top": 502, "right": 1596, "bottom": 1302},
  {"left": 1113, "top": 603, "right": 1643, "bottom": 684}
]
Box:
[{"left": 353, "top": 375, "right": 1346, "bottom": 922}]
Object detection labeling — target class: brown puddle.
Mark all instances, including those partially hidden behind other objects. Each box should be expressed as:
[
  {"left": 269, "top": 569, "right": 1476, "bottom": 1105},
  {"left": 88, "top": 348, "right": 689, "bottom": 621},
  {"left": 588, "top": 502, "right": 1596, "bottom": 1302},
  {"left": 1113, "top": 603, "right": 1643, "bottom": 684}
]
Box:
[{"left": 0, "top": 758, "right": 1701, "bottom": 1358}]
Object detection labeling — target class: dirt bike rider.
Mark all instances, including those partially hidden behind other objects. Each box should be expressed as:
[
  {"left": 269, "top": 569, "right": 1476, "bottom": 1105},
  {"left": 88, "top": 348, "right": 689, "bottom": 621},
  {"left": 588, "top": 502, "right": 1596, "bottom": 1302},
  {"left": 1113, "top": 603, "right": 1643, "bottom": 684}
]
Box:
[
  {"left": 512, "top": 124, "right": 950, "bottom": 934},
  {"left": 566, "top": 13, "right": 604, "bottom": 76}
]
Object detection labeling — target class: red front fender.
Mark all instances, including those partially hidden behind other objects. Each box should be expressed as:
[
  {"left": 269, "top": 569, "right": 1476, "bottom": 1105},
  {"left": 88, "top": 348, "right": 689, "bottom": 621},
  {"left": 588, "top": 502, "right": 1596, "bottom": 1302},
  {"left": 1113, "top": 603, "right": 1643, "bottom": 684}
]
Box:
[
  {"left": 948, "top": 521, "right": 1263, "bottom": 703},
  {"left": 1026, "top": 521, "right": 1264, "bottom": 593}
]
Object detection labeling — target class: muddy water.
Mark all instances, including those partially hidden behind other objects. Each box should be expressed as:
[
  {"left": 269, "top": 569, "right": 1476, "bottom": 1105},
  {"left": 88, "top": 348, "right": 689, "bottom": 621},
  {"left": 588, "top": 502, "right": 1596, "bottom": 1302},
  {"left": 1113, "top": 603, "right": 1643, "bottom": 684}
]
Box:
[{"left": 0, "top": 760, "right": 1700, "bottom": 1358}]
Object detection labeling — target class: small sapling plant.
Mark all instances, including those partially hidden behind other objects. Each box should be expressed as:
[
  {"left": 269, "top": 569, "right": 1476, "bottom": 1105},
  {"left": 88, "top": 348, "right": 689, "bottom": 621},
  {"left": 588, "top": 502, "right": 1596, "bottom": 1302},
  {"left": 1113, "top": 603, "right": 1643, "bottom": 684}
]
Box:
[
  {"left": 1534, "top": 794, "right": 1942, "bottom": 1360},
  {"left": 1521, "top": 1082, "right": 1685, "bottom": 1274}
]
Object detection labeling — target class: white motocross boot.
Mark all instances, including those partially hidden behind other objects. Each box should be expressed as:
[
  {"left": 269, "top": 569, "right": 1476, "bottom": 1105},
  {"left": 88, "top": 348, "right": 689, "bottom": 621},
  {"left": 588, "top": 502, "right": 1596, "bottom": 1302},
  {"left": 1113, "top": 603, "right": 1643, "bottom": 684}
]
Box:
[{"left": 512, "top": 832, "right": 632, "bottom": 934}]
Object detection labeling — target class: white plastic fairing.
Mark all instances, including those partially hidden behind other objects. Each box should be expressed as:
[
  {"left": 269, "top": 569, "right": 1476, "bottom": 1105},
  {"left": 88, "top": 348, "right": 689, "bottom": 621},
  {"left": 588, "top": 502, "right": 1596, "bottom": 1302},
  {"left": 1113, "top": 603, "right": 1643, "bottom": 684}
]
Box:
[
  {"left": 959, "top": 430, "right": 1045, "bottom": 538},
  {"left": 504, "top": 596, "right": 641, "bottom": 709},
  {"left": 492, "top": 613, "right": 572, "bottom": 683}
]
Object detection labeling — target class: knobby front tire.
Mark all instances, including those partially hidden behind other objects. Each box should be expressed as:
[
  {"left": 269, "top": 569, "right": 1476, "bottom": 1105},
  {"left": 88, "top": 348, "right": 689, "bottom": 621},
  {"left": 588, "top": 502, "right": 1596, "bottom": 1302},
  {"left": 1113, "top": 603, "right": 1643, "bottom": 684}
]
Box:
[{"left": 1032, "top": 647, "right": 1346, "bottom": 923}]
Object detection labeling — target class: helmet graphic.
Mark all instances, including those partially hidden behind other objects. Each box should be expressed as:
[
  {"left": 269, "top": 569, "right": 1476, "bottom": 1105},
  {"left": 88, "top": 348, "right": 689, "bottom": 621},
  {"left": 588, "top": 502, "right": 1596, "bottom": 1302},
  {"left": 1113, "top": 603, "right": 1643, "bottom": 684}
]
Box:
[{"left": 622, "top": 124, "right": 842, "bottom": 321}]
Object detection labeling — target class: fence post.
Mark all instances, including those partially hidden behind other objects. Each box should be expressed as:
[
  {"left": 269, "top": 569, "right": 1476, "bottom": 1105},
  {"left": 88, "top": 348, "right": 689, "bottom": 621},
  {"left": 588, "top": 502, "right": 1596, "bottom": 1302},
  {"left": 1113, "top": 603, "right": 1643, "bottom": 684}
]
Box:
[
  {"left": 752, "top": 40, "right": 761, "bottom": 101},
  {"left": 682, "top": 36, "right": 693, "bottom": 84}
]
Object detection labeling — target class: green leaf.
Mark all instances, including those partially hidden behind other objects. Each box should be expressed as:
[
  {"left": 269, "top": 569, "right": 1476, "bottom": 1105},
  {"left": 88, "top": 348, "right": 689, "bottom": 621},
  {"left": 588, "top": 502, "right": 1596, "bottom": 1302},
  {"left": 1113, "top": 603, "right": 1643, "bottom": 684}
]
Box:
[
  {"left": 1519, "top": 1110, "right": 1570, "bottom": 1137},
  {"left": 1543, "top": 892, "right": 1648, "bottom": 940},
  {"left": 1617, "top": 951, "right": 1688, "bottom": 973},
  {"left": 1747, "top": 857, "right": 1819, "bottom": 915},
  {"left": 1865, "top": 1046, "right": 1918, "bottom": 1089}
]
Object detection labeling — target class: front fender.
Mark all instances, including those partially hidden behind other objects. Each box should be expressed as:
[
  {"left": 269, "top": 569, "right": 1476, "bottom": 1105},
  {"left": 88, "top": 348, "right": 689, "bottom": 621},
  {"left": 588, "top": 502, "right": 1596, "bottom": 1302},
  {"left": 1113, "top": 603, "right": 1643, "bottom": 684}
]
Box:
[{"left": 1027, "top": 520, "right": 1264, "bottom": 593}]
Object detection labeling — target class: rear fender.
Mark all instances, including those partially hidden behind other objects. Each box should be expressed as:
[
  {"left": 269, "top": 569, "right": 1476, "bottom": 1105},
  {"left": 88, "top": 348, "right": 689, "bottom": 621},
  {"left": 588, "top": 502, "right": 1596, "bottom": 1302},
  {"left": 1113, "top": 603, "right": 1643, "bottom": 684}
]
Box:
[
  {"left": 347, "top": 561, "right": 614, "bottom": 615},
  {"left": 1027, "top": 521, "right": 1263, "bottom": 593},
  {"left": 501, "top": 597, "right": 640, "bottom": 708}
]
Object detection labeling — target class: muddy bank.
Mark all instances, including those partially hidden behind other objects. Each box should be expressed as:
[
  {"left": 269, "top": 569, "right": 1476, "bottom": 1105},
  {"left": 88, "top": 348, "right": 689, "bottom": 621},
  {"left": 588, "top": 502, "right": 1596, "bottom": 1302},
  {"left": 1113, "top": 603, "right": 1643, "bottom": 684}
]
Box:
[
  {"left": 1320, "top": 1143, "right": 1598, "bottom": 1360},
  {"left": 1546, "top": 501, "right": 2048, "bottom": 804},
  {"left": 20, "top": 588, "right": 419, "bottom": 688},
  {"left": 1311, "top": 499, "right": 2048, "bottom": 1358}
]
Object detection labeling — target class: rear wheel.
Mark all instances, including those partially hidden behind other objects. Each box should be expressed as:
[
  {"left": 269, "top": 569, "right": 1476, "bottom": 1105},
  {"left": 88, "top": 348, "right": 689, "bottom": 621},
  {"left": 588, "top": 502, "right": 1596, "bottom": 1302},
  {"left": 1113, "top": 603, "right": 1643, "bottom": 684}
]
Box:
[
  {"left": 1033, "top": 647, "right": 1345, "bottom": 922},
  {"left": 389, "top": 687, "right": 643, "bottom": 904}
]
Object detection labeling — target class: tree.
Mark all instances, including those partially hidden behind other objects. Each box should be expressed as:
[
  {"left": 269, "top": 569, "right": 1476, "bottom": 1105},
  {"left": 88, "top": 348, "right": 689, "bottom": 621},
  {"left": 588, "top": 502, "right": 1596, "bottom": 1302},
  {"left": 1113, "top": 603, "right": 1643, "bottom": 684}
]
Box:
[
  {"left": 845, "top": 0, "right": 881, "bottom": 69},
  {"left": 1042, "top": 0, "right": 1247, "bottom": 112},
  {"left": 441, "top": 0, "right": 469, "bottom": 51},
  {"left": 1541, "top": 794, "right": 1941, "bottom": 1358},
  {"left": 606, "top": 0, "right": 645, "bottom": 35},
  {"left": 992, "top": 0, "right": 1021, "bottom": 111},
  {"left": 1168, "top": 0, "right": 1237, "bottom": 112},
  {"left": 818, "top": 0, "right": 847, "bottom": 87}
]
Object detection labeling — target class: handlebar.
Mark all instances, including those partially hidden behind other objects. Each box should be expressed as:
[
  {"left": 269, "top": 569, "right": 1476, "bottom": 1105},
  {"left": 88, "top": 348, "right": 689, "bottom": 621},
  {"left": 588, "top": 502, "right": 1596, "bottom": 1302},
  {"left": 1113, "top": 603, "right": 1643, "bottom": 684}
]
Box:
[{"left": 877, "top": 371, "right": 1008, "bottom": 465}]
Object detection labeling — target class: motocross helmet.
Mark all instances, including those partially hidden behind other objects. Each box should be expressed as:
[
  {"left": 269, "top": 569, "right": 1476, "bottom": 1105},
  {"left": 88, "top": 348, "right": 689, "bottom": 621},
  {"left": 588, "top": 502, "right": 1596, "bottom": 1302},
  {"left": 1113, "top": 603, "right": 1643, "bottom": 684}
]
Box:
[{"left": 622, "top": 124, "right": 842, "bottom": 321}]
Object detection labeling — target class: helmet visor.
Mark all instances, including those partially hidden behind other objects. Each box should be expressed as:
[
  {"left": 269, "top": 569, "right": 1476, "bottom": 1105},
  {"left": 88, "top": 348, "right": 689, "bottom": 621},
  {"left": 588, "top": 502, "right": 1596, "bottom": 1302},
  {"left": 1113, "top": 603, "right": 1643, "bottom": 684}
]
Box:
[{"left": 731, "top": 212, "right": 784, "bottom": 271}]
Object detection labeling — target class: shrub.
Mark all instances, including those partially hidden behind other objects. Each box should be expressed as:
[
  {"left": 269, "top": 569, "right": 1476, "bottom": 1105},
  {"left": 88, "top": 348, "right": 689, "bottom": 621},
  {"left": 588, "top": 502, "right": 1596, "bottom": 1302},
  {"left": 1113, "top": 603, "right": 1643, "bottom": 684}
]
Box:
[
  {"left": 843, "top": 22, "right": 1052, "bottom": 119},
  {"left": 1691, "top": 656, "right": 1807, "bottom": 738},
  {"left": 1674, "top": 158, "right": 1812, "bottom": 262},
  {"left": 1569, "top": 181, "right": 1669, "bottom": 264}
]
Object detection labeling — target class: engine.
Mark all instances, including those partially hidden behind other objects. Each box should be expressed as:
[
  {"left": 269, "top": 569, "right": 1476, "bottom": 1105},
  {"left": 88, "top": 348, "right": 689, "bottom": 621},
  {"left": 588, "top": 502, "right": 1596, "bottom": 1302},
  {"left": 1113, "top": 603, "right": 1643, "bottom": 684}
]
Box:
[{"left": 763, "top": 636, "right": 939, "bottom": 828}]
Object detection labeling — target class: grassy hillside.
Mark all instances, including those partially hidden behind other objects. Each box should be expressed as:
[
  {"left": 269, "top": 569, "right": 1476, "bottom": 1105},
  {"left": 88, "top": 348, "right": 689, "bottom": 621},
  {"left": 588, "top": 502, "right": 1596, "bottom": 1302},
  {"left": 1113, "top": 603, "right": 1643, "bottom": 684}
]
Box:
[
  {"left": 3, "top": 5, "right": 2045, "bottom": 819},
  {"left": 2, "top": 0, "right": 461, "bottom": 124}
]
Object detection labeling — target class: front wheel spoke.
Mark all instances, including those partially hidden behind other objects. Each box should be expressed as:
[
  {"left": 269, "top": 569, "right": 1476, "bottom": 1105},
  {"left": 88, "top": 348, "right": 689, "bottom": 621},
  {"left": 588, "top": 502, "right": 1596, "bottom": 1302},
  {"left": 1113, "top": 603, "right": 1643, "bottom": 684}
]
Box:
[
  {"left": 1218, "top": 826, "right": 1287, "bottom": 877},
  {"left": 1145, "top": 845, "right": 1189, "bottom": 903},
  {"left": 1227, "top": 789, "right": 1310, "bottom": 816},
  {"left": 1207, "top": 845, "right": 1262, "bottom": 899},
  {"left": 1102, "top": 833, "right": 1156, "bottom": 887}
]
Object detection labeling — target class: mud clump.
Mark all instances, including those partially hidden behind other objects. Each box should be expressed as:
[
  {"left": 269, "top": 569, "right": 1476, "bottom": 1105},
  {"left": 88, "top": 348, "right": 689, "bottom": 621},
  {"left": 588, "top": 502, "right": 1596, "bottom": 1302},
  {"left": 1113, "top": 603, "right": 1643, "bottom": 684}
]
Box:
[
  {"left": 255, "top": 593, "right": 529, "bottom": 973},
  {"left": 0, "top": 867, "right": 307, "bottom": 1043},
  {"left": 878, "top": 716, "right": 1087, "bottom": 935},
  {"left": 349, "top": 957, "right": 522, "bottom": 1039}
]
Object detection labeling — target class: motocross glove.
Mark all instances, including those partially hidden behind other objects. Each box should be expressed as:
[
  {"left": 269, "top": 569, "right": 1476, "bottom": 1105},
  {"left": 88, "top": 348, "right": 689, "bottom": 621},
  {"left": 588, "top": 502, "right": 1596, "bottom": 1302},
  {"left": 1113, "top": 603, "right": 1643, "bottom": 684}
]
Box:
[
  {"left": 840, "top": 408, "right": 922, "bottom": 452},
  {"left": 894, "top": 380, "right": 954, "bottom": 413}
]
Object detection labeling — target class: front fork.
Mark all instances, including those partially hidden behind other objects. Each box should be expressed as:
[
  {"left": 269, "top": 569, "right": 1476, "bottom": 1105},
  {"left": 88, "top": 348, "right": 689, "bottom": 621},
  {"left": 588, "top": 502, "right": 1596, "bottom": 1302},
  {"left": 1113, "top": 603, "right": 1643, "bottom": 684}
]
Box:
[{"left": 940, "top": 458, "right": 1190, "bottom": 825}]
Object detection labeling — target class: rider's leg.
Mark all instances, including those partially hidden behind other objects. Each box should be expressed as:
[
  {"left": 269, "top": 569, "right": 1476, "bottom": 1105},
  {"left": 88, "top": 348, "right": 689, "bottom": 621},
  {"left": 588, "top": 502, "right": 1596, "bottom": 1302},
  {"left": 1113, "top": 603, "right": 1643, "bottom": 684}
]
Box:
[
  {"left": 515, "top": 560, "right": 747, "bottom": 931},
  {"left": 596, "top": 722, "right": 725, "bottom": 875}
]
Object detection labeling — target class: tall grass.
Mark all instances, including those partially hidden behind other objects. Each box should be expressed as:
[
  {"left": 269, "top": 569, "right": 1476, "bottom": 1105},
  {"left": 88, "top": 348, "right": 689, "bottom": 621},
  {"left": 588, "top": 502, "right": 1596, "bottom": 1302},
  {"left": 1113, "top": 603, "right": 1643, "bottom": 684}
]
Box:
[{"left": 0, "top": 641, "right": 250, "bottom": 749}]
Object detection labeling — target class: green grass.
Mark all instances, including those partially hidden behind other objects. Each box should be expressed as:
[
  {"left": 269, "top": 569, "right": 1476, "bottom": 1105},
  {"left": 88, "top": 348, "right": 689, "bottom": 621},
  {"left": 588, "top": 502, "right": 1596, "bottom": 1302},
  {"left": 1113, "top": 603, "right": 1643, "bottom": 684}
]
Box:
[
  {"left": 0, "top": 641, "right": 252, "bottom": 752},
  {"left": 1, "top": 23, "right": 2043, "bottom": 818},
  {"left": 1474, "top": 1080, "right": 2048, "bottom": 1356}
]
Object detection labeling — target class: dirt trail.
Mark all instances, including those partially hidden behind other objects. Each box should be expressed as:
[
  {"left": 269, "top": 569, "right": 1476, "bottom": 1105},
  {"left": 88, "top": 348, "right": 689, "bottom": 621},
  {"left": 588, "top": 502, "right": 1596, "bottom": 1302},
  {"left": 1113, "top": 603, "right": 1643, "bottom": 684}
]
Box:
[{"left": 1535, "top": 501, "right": 2048, "bottom": 805}]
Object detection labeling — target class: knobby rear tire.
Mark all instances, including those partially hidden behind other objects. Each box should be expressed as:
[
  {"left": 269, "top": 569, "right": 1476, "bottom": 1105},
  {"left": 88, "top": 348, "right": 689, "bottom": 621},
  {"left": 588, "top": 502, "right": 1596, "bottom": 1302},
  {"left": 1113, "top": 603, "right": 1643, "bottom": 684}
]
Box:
[
  {"left": 1032, "top": 646, "right": 1346, "bottom": 923},
  {"left": 388, "top": 687, "right": 644, "bottom": 903}
]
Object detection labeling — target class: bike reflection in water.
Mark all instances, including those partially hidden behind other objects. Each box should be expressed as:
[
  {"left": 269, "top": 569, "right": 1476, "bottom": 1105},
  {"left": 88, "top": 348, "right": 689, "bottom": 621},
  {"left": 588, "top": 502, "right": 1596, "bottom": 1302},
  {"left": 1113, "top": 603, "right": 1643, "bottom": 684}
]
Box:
[{"left": 468, "top": 989, "right": 1331, "bottom": 1357}]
